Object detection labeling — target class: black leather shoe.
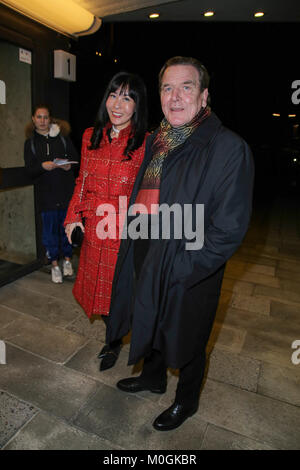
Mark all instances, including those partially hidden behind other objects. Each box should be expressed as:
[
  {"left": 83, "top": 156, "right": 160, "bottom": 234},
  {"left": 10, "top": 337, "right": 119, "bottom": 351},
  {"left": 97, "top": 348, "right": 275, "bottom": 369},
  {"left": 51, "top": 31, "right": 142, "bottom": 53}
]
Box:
[
  {"left": 97, "top": 344, "right": 110, "bottom": 359},
  {"left": 99, "top": 344, "right": 122, "bottom": 371},
  {"left": 153, "top": 402, "right": 198, "bottom": 431},
  {"left": 117, "top": 377, "right": 167, "bottom": 394}
]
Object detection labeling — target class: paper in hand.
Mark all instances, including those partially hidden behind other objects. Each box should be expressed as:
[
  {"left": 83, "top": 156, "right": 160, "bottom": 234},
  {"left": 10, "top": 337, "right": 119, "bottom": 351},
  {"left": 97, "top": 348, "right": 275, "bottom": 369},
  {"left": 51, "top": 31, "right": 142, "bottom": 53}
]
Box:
[{"left": 53, "top": 158, "right": 78, "bottom": 166}]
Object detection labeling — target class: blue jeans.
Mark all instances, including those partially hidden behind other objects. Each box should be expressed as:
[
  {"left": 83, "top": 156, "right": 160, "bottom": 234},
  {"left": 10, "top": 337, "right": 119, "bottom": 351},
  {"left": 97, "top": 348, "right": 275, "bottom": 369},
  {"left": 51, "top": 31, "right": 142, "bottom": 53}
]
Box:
[{"left": 41, "top": 209, "right": 72, "bottom": 262}]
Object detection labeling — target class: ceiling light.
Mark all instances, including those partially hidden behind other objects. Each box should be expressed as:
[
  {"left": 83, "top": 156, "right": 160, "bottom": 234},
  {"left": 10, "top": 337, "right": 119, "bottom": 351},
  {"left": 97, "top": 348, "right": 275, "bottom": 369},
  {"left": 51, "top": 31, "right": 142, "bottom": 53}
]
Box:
[
  {"left": 272, "top": 113, "right": 280, "bottom": 117},
  {"left": 254, "top": 12, "right": 265, "bottom": 18},
  {"left": 149, "top": 13, "right": 160, "bottom": 19},
  {"left": 1, "top": 0, "right": 102, "bottom": 37},
  {"left": 288, "top": 114, "right": 296, "bottom": 118},
  {"left": 204, "top": 11, "right": 214, "bottom": 17}
]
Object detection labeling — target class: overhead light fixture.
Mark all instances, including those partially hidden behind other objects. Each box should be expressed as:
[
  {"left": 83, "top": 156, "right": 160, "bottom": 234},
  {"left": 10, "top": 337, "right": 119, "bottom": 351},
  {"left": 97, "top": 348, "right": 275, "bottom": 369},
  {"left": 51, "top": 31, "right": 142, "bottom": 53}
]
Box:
[
  {"left": 204, "top": 11, "right": 215, "bottom": 17},
  {"left": 272, "top": 113, "right": 280, "bottom": 117},
  {"left": 288, "top": 114, "right": 296, "bottom": 118},
  {"left": 149, "top": 13, "right": 160, "bottom": 19},
  {"left": 254, "top": 12, "right": 265, "bottom": 18},
  {"left": 1, "top": 0, "right": 102, "bottom": 37}
]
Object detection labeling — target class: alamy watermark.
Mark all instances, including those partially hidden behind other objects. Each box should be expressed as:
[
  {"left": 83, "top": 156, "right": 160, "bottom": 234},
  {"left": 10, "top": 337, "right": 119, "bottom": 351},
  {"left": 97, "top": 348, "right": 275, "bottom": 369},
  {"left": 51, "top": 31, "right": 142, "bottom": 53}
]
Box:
[
  {"left": 95, "top": 196, "right": 204, "bottom": 251},
  {"left": 291, "top": 80, "right": 300, "bottom": 105},
  {"left": 291, "top": 340, "right": 300, "bottom": 365},
  {"left": 0, "top": 340, "right": 6, "bottom": 364},
  {"left": 0, "top": 80, "right": 5, "bottom": 104}
]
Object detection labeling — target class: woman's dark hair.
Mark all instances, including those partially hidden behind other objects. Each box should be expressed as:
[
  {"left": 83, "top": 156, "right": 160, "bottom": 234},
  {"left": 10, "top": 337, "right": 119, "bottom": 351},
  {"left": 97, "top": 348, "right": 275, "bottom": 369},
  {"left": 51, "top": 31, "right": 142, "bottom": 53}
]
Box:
[
  {"left": 89, "top": 72, "right": 148, "bottom": 159},
  {"left": 32, "top": 104, "right": 52, "bottom": 117}
]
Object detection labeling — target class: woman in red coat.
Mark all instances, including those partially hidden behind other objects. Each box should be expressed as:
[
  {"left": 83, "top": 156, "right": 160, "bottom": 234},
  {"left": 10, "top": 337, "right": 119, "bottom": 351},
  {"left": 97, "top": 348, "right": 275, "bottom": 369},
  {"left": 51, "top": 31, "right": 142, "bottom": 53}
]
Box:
[{"left": 64, "top": 72, "right": 148, "bottom": 371}]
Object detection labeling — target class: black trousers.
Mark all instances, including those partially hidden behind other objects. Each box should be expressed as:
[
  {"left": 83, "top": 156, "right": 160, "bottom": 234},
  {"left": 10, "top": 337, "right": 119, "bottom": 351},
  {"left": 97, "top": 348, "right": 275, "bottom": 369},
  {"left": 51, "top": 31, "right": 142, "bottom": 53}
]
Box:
[
  {"left": 140, "top": 348, "right": 206, "bottom": 406},
  {"left": 134, "top": 239, "right": 207, "bottom": 407}
]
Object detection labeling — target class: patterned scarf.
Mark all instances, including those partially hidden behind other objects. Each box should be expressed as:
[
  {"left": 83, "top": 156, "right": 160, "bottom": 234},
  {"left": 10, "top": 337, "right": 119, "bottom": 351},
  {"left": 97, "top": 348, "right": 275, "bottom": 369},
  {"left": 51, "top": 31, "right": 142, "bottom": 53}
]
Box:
[{"left": 135, "top": 106, "right": 211, "bottom": 212}]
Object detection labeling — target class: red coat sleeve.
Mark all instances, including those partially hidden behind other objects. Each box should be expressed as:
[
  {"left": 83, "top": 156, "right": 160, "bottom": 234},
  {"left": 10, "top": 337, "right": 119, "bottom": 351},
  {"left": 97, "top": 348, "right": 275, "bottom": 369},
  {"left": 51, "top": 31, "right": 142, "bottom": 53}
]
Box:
[{"left": 64, "top": 128, "right": 92, "bottom": 225}]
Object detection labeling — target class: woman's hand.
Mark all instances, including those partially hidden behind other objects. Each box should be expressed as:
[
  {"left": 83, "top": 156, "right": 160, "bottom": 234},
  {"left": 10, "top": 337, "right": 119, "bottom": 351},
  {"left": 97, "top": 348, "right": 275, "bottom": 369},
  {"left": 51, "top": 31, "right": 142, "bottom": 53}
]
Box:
[
  {"left": 61, "top": 164, "right": 71, "bottom": 171},
  {"left": 42, "top": 161, "right": 58, "bottom": 171},
  {"left": 65, "top": 222, "right": 85, "bottom": 245}
]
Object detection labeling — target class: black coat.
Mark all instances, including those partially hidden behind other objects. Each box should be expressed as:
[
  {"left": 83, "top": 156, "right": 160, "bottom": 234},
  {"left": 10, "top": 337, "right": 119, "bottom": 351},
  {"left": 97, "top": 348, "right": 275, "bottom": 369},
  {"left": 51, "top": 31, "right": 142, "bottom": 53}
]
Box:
[
  {"left": 107, "top": 113, "right": 254, "bottom": 369},
  {"left": 24, "top": 129, "right": 79, "bottom": 212}
]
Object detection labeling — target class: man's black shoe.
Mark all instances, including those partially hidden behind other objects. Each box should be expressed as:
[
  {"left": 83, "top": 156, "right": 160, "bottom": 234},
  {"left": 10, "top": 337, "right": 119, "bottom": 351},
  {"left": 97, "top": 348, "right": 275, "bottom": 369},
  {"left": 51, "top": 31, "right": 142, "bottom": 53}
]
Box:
[
  {"left": 117, "top": 377, "right": 167, "bottom": 394},
  {"left": 153, "top": 402, "right": 198, "bottom": 431}
]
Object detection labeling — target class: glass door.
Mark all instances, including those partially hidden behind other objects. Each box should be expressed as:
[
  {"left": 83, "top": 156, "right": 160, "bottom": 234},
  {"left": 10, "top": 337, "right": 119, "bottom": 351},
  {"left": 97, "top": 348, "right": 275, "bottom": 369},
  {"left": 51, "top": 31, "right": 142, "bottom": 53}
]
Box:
[{"left": 0, "top": 39, "right": 42, "bottom": 287}]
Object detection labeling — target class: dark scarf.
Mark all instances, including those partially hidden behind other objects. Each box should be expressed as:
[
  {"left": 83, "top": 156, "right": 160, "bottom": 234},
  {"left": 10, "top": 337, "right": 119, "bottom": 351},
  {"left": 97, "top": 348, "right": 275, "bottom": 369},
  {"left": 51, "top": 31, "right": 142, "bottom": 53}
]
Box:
[{"left": 135, "top": 106, "right": 211, "bottom": 212}]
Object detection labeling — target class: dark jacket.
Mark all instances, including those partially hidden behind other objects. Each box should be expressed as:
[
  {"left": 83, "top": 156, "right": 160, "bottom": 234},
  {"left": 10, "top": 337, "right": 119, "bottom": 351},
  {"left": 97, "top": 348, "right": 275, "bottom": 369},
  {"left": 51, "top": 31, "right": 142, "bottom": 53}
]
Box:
[
  {"left": 107, "top": 112, "right": 254, "bottom": 369},
  {"left": 24, "top": 120, "right": 79, "bottom": 212}
]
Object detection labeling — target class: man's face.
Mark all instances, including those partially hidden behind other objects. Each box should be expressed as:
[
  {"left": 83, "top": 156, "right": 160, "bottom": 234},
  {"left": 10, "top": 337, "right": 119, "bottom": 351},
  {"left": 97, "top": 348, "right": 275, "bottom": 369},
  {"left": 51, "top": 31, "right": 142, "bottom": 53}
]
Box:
[{"left": 160, "top": 65, "right": 208, "bottom": 127}]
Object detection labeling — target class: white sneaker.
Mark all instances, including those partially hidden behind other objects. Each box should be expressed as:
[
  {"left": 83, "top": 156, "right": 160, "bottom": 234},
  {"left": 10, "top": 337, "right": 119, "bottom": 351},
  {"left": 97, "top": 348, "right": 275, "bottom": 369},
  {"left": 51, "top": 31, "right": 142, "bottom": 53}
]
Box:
[
  {"left": 51, "top": 266, "right": 63, "bottom": 283},
  {"left": 63, "top": 260, "right": 73, "bottom": 277}
]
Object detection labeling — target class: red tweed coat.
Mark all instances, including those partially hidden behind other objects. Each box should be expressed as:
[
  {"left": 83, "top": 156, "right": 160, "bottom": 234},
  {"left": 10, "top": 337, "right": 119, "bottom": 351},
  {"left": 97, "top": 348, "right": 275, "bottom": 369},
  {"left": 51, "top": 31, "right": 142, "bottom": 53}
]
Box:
[{"left": 64, "top": 125, "right": 147, "bottom": 318}]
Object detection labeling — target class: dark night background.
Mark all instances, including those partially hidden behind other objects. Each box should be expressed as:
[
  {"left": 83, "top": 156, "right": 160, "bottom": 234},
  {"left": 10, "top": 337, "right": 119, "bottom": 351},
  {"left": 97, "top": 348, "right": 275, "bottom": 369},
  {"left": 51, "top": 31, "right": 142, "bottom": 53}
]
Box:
[{"left": 69, "top": 21, "right": 300, "bottom": 200}]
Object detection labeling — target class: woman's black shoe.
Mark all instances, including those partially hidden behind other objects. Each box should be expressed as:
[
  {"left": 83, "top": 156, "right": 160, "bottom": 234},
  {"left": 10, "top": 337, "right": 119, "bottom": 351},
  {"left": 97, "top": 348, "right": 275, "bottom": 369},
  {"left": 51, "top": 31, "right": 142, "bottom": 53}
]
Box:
[
  {"left": 99, "top": 344, "right": 122, "bottom": 371},
  {"left": 97, "top": 344, "right": 110, "bottom": 359}
]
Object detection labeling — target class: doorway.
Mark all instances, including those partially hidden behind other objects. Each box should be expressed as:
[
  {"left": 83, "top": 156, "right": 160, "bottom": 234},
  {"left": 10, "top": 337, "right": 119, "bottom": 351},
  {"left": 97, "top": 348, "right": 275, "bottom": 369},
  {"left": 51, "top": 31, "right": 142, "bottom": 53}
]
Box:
[{"left": 0, "top": 39, "right": 42, "bottom": 287}]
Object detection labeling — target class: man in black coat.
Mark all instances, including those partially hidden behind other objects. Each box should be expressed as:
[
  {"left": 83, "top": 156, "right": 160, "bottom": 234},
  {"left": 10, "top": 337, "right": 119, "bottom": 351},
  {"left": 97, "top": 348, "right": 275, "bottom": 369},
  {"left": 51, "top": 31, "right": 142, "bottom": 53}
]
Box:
[{"left": 107, "top": 56, "right": 254, "bottom": 430}]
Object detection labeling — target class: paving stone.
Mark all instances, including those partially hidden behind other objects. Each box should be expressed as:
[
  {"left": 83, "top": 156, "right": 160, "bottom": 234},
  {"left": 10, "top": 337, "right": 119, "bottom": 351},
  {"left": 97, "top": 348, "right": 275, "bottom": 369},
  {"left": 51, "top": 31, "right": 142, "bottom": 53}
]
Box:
[
  {"left": 270, "top": 300, "right": 300, "bottom": 324},
  {"left": 0, "top": 316, "right": 87, "bottom": 363},
  {"left": 279, "top": 245, "right": 300, "bottom": 258},
  {"left": 230, "top": 293, "right": 270, "bottom": 315},
  {"left": 201, "top": 424, "right": 275, "bottom": 450},
  {"left": 0, "top": 283, "right": 83, "bottom": 327},
  {"left": 74, "top": 384, "right": 207, "bottom": 450},
  {"left": 0, "top": 390, "right": 37, "bottom": 449},
  {"left": 254, "top": 285, "right": 300, "bottom": 306},
  {"left": 237, "top": 243, "right": 279, "bottom": 257},
  {"left": 197, "top": 379, "right": 300, "bottom": 450},
  {"left": 0, "top": 305, "right": 22, "bottom": 328},
  {"left": 225, "top": 265, "right": 279, "bottom": 288},
  {"left": 231, "top": 252, "right": 278, "bottom": 267},
  {"left": 15, "top": 270, "right": 78, "bottom": 305},
  {"left": 279, "top": 279, "right": 300, "bottom": 294},
  {"left": 66, "top": 314, "right": 106, "bottom": 342},
  {"left": 207, "top": 323, "right": 247, "bottom": 354},
  {"left": 276, "top": 268, "right": 300, "bottom": 281},
  {"left": 223, "top": 305, "right": 300, "bottom": 338},
  {"left": 221, "top": 278, "right": 255, "bottom": 296},
  {"left": 242, "top": 329, "right": 297, "bottom": 368},
  {"left": 227, "top": 260, "right": 276, "bottom": 277},
  {"left": 258, "top": 362, "right": 300, "bottom": 407},
  {"left": 278, "top": 259, "right": 300, "bottom": 273},
  {"left": 207, "top": 349, "right": 260, "bottom": 392},
  {"left": 0, "top": 344, "right": 99, "bottom": 421},
  {"left": 3, "top": 412, "right": 120, "bottom": 450}
]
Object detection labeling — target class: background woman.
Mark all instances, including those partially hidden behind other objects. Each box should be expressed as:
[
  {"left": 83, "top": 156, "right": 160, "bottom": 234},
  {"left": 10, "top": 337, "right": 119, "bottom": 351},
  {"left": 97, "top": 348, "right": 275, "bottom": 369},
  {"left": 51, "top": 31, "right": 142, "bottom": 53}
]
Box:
[
  {"left": 24, "top": 105, "right": 79, "bottom": 283},
  {"left": 64, "top": 72, "right": 148, "bottom": 371}
]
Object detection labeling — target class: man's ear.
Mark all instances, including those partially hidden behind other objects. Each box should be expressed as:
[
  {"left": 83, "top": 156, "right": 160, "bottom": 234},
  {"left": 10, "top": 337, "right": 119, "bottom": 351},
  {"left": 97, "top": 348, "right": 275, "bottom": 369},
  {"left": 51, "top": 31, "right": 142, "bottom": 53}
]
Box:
[{"left": 201, "top": 88, "right": 209, "bottom": 108}]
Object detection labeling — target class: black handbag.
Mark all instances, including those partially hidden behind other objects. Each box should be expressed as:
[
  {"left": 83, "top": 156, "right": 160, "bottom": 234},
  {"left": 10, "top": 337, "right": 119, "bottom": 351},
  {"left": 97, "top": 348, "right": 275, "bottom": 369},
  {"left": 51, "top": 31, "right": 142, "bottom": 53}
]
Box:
[
  {"left": 71, "top": 171, "right": 87, "bottom": 248},
  {"left": 71, "top": 225, "right": 84, "bottom": 247}
]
